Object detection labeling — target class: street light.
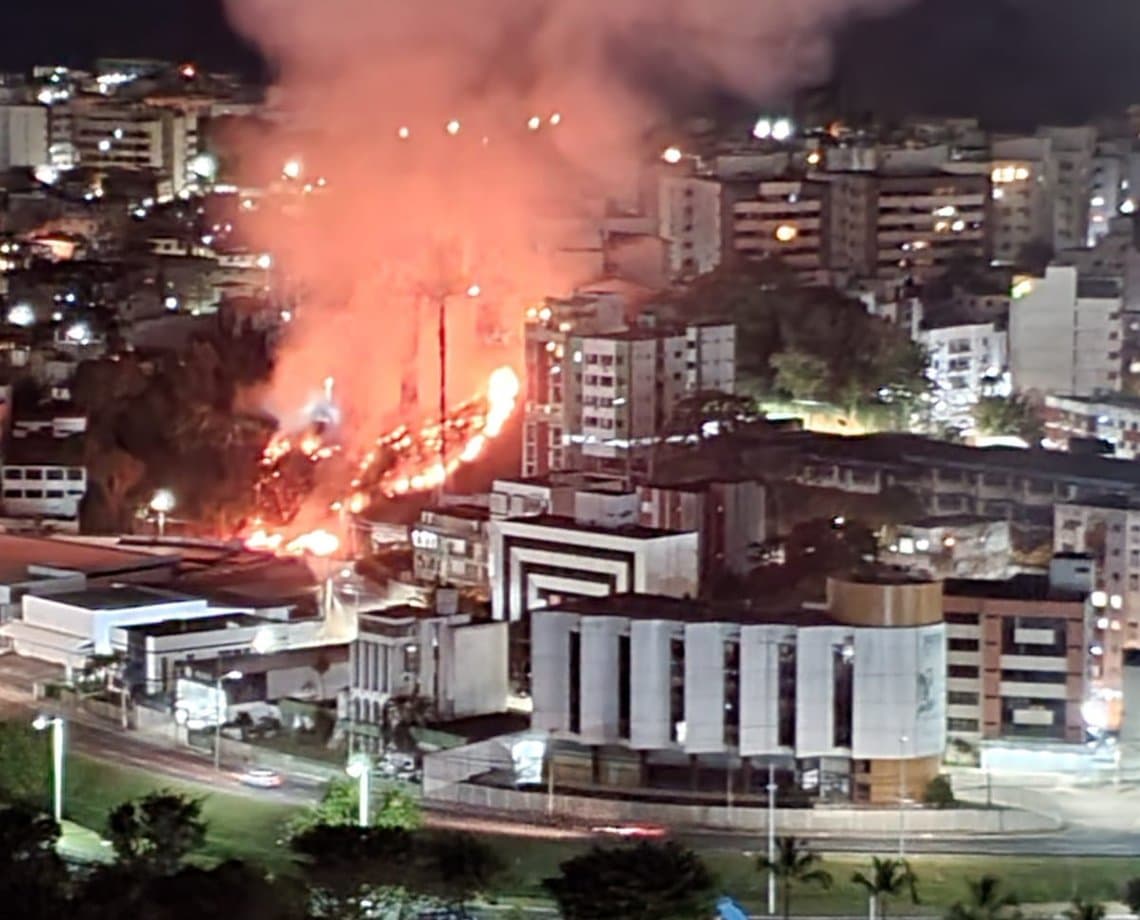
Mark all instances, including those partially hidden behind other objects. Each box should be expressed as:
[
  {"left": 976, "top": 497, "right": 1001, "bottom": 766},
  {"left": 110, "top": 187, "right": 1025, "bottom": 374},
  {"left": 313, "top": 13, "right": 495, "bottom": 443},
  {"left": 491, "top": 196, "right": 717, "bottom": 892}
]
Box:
[
  {"left": 766, "top": 761, "right": 777, "bottom": 915},
  {"left": 346, "top": 753, "right": 372, "bottom": 827},
  {"left": 898, "top": 733, "right": 909, "bottom": 858},
  {"left": 213, "top": 670, "right": 242, "bottom": 772},
  {"left": 150, "top": 489, "right": 175, "bottom": 538},
  {"left": 32, "top": 715, "right": 65, "bottom": 823}
]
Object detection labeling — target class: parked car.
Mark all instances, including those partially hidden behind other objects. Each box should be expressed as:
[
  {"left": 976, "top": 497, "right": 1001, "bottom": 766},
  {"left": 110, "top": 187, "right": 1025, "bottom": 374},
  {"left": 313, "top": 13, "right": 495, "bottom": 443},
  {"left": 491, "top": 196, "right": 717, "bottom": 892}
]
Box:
[{"left": 239, "top": 767, "right": 283, "bottom": 788}]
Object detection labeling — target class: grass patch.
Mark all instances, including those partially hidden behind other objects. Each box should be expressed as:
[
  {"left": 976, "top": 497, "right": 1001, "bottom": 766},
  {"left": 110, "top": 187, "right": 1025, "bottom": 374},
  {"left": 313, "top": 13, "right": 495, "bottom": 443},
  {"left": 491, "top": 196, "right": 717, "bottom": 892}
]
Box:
[{"left": 63, "top": 755, "right": 301, "bottom": 872}]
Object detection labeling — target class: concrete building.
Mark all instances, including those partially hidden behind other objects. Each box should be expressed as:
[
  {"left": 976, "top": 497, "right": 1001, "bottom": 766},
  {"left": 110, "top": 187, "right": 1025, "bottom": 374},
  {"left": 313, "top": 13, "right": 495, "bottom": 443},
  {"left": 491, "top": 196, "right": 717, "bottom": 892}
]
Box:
[
  {"left": 638, "top": 480, "right": 766, "bottom": 579},
  {"left": 1043, "top": 393, "right": 1140, "bottom": 459},
  {"left": 942, "top": 564, "right": 1093, "bottom": 749},
  {"left": 879, "top": 515, "right": 1013, "bottom": 580},
  {"left": 522, "top": 292, "right": 626, "bottom": 478},
  {"left": 410, "top": 504, "right": 491, "bottom": 594},
  {"left": 919, "top": 316, "right": 1008, "bottom": 432},
  {"left": 0, "top": 104, "right": 48, "bottom": 171},
  {"left": 1055, "top": 499, "right": 1140, "bottom": 688},
  {"left": 1089, "top": 139, "right": 1129, "bottom": 247},
  {"left": 489, "top": 500, "right": 700, "bottom": 626},
  {"left": 731, "top": 178, "right": 829, "bottom": 281},
  {"left": 531, "top": 573, "right": 946, "bottom": 804},
  {"left": 1038, "top": 126, "right": 1096, "bottom": 252},
  {"left": 658, "top": 175, "right": 723, "bottom": 280},
  {"left": 1009, "top": 266, "right": 1122, "bottom": 397},
  {"left": 347, "top": 605, "right": 509, "bottom": 746},
  {"left": 54, "top": 99, "right": 200, "bottom": 193},
  {"left": 987, "top": 141, "right": 1055, "bottom": 265}
]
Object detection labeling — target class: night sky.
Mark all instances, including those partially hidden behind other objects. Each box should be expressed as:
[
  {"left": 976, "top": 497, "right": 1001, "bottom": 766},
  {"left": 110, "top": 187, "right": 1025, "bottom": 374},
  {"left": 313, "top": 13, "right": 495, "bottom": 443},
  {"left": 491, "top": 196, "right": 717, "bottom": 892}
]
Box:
[{"left": 1, "top": 0, "right": 1138, "bottom": 127}]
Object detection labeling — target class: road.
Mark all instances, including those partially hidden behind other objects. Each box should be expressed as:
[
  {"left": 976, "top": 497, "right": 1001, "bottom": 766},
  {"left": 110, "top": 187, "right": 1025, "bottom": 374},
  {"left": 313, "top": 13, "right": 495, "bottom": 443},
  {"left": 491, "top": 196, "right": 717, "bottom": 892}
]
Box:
[{"left": 4, "top": 652, "right": 1140, "bottom": 855}]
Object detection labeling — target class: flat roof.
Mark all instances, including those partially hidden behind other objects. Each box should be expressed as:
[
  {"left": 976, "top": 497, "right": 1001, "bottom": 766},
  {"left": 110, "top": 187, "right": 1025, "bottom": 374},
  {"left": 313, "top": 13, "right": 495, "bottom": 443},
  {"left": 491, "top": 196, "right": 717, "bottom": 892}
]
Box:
[
  {"left": 502, "top": 514, "right": 685, "bottom": 540},
  {"left": 543, "top": 593, "right": 840, "bottom": 627},
  {"left": 0, "top": 534, "right": 178, "bottom": 583},
  {"left": 121, "top": 612, "right": 266, "bottom": 636},
  {"left": 44, "top": 584, "right": 199, "bottom": 611},
  {"left": 943, "top": 573, "right": 1085, "bottom": 603},
  {"left": 421, "top": 504, "right": 490, "bottom": 522},
  {"left": 901, "top": 514, "right": 1004, "bottom": 529}
]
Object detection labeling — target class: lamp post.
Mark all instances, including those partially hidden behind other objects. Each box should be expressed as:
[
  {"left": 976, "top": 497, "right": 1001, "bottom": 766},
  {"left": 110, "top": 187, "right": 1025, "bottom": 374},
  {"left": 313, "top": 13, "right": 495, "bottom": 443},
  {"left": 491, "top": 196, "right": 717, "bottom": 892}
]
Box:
[
  {"left": 346, "top": 753, "right": 372, "bottom": 827},
  {"left": 149, "top": 489, "right": 175, "bottom": 538},
  {"left": 213, "top": 670, "right": 242, "bottom": 772},
  {"left": 898, "top": 733, "right": 909, "bottom": 858},
  {"left": 766, "top": 761, "right": 777, "bottom": 915},
  {"left": 32, "top": 715, "right": 65, "bottom": 823}
]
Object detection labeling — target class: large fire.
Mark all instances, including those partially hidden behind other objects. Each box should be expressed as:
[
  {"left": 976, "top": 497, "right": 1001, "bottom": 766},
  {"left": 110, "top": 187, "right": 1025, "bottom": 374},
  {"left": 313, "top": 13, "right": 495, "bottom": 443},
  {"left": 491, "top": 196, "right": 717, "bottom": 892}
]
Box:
[{"left": 243, "top": 365, "right": 519, "bottom": 554}]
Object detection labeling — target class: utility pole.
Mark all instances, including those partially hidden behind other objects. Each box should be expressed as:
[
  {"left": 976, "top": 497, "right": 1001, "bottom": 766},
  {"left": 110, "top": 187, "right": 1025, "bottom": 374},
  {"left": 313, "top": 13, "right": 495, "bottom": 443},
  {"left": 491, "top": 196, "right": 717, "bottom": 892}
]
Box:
[{"left": 767, "top": 760, "right": 777, "bottom": 915}]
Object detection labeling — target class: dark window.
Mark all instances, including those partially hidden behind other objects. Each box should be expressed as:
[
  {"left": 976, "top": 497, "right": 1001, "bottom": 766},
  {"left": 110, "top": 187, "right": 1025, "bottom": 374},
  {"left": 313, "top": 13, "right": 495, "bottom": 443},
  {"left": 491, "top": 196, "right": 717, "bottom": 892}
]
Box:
[
  {"left": 949, "top": 664, "right": 979, "bottom": 678},
  {"left": 568, "top": 631, "right": 581, "bottom": 734},
  {"left": 948, "top": 691, "right": 979, "bottom": 705},
  {"left": 67, "top": 470, "right": 82, "bottom": 481},
  {"left": 949, "top": 638, "right": 980, "bottom": 651},
  {"left": 832, "top": 643, "right": 854, "bottom": 748},
  {"left": 778, "top": 641, "right": 796, "bottom": 748},
  {"left": 1000, "top": 670, "right": 1067, "bottom": 684},
  {"left": 24, "top": 469, "right": 42, "bottom": 481},
  {"left": 669, "top": 638, "right": 685, "bottom": 741},
  {"left": 45, "top": 469, "right": 64, "bottom": 481},
  {"left": 948, "top": 718, "right": 979, "bottom": 732},
  {"left": 945, "top": 612, "right": 979, "bottom": 625},
  {"left": 618, "top": 634, "right": 631, "bottom": 740},
  {"left": 724, "top": 640, "right": 740, "bottom": 747}
]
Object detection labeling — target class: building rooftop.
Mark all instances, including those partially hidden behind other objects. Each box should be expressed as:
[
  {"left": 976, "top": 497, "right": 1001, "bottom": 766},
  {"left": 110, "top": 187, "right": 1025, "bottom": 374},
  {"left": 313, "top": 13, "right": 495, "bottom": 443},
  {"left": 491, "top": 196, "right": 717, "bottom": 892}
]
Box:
[
  {"left": 902, "top": 514, "right": 1004, "bottom": 529},
  {"left": 943, "top": 573, "right": 1085, "bottom": 603},
  {"left": 120, "top": 612, "right": 266, "bottom": 636},
  {"left": 500, "top": 513, "right": 686, "bottom": 540},
  {"left": 543, "top": 593, "right": 841, "bottom": 627},
  {"left": 44, "top": 584, "right": 199, "bottom": 611},
  {"left": 0, "top": 534, "right": 178, "bottom": 584},
  {"left": 421, "top": 504, "right": 491, "bottom": 522},
  {"left": 1047, "top": 392, "right": 1140, "bottom": 411}
]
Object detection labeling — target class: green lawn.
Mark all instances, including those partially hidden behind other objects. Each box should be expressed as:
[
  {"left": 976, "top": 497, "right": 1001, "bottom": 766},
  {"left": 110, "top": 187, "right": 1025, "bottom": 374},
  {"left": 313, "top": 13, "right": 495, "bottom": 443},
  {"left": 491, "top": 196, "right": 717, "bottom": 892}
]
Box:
[{"left": 63, "top": 755, "right": 300, "bottom": 871}]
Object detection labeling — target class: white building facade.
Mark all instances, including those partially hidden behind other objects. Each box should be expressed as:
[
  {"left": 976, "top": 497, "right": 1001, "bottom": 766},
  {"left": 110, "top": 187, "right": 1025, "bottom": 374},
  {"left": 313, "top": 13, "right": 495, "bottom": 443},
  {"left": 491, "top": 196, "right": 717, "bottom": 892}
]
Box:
[{"left": 919, "top": 319, "right": 1008, "bottom": 431}]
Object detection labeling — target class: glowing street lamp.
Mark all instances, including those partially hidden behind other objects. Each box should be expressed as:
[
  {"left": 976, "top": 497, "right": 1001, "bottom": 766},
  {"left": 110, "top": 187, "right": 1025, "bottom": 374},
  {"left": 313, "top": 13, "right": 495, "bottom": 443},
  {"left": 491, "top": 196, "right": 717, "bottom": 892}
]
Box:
[
  {"left": 345, "top": 753, "right": 372, "bottom": 826},
  {"left": 150, "top": 489, "right": 175, "bottom": 538},
  {"left": 445, "top": 119, "right": 461, "bottom": 136},
  {"left": 282, "top": 158, "right": 303, "bottom": 180},
  {"left": 33, "top": 715, "right": 65, "bottom": 823},
  {"left": 214, "top": 670, "right": 242, "bottom": 771},
  {"left": 661, "top": 146, "right": 683, "bottom": 165}
]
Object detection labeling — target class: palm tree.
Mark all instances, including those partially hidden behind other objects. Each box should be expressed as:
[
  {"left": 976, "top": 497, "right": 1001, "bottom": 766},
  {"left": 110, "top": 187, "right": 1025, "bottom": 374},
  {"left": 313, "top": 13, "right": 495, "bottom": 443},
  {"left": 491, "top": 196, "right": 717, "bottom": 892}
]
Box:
[
  {"left": 1064, "top": 898, "right": 1106, "bottom": 920},
  {"left": 945, "top": 875, "right": 1021, "bottom": 920},
  {"left": 757, "top": 835, "right": 833, "bottom": 920},
  {"left": 852, "top": 857, "right": 919, "bottom": 920}
]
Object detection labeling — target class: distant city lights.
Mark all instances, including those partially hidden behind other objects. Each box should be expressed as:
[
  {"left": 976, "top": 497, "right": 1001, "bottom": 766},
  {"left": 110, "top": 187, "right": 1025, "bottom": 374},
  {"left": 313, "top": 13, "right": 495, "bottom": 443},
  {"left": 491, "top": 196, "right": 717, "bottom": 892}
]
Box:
[
  {"left": 753, "top": 117, "right": 793, "bottom": 142},
  {"left": 282, "top": 159, "right": 303, "bottom": 180},
  {"left": 446, "top": 119, "right": 461, "bottom": 136},
  {"left": 527, "top": 115, "right": 541, "bottom": 131}
]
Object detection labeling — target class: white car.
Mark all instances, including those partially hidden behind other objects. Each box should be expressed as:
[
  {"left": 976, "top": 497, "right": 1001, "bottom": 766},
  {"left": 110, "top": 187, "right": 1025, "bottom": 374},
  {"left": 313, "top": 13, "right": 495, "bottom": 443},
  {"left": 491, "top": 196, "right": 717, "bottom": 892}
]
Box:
[{"left": 239, "top": 767, "right": 283, "bottom": 788}]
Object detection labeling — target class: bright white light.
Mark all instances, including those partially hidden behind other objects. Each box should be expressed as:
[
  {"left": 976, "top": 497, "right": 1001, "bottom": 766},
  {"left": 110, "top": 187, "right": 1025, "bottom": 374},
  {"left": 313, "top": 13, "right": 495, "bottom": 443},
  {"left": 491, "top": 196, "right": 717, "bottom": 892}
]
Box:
[
  {"left": 189, "top": 153, "right": 217, "bottom": 180},
  {"left": 150, "top": 489, "right": 176, "bottom": 513},
  {"left": 64, "top": 322, "right": 90, "bottom": 344},
  {"left": 446, "top": 119, "right": 461, "bottom": 136},
  {"left": 97, "top": 139, "right": 111, "bottom": 153},
  {"left": 1111, "top": 594, "right": 1124, "bottom": 610},
  {"left": 222, "top": 669, "right": 242, "bottom": 681},
  {"left": 1091, "top": 196, "right": 1106, "bottom": 208},
  {"left": 550, "top": 112, "right": 562, "bottom": 126},
  {"left": 164, "top": 296, "right": 179, "bottom": 311},
  {"left": 280, "top": 310, "right": 292, "bottom": 323},
  {"left": 282, "top": 159, "right": 302, "bottom": 180},
  {"left": 251, "top": 628, "right": 275, "bottom": 655},
  {"left": 256, "top": 253, "right": 273, "bottom": 270},
  {"left": 752, "top": 118, "right": 772, "bottom": 140},
  {"left": 397, "top": 126, "right": 410, "bottom": 140},
  {"left": 1122, "top": 199, "right": 1136, "bottom": 215},
  {"left": 661, "top": 146, "right": 683, "bottom": 165},
  {"left": 527, "top": 115, "right": 541, "bottom": 131},
  {"left": 1091, "top": 590, "right": 1108, "bottom": 608},
  {"left": 466, "top": 283, "right": 481, "bottom": 298},
  {"left": 951, "top": 220, "right": 966, "bottom": 232},
  {"left": 772, "top": 118, "right": 793, "bottom": 141},
  {"left": 774, "top": 224, "right": 798, "bottom": 243},
  {"left": 6, "top": 304, "right": 34, "bottom": 327},
  {"left": 33, "top": 164, "right": 58, "bottom": 186}
]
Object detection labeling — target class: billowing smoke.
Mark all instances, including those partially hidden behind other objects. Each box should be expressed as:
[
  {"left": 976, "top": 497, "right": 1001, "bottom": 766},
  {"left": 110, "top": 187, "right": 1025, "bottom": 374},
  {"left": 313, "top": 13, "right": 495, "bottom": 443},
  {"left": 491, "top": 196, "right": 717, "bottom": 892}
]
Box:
[{"left": 223, "top": 0, "right": 905, "bottom": 447}]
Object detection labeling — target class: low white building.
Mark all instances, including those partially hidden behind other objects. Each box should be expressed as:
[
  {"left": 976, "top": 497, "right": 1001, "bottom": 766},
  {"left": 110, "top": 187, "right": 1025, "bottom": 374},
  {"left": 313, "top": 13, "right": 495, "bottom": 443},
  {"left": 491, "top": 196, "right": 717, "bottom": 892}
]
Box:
[
  {"left": 531, "top": 574, "right": 946, "bottom": 804},
  {"left": 410, "top": 504, "right": 491, "bottom": 593},
  {"left": 880, "top": 515, "right": 1013, "bottom": 580},
  {"left": 1043, "top": 393, "right": 1140, "bottom": 459},
  {"left": 348, "top": 604, "right": 509, "bottom": 747},
  {"left": 919, "top": 317, "right": 1008, "bottom": 431}
]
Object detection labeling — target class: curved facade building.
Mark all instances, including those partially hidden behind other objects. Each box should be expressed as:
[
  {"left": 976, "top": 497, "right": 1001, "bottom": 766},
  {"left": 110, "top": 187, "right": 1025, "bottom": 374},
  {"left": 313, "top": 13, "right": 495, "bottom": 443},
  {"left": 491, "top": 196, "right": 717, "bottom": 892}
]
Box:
[{"left": 531, "top": 572, "right": 946, "bottom": 804}]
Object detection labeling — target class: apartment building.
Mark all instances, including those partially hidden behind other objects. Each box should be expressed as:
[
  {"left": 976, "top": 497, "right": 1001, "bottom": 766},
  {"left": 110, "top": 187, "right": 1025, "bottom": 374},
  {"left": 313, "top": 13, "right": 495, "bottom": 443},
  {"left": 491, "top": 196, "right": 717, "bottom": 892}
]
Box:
[
  {"left": 531, "top": 573, "right": 946, "bottom": 804},
  {"left": 942, "top": 562, "right": 1092, "bottom": 749},
  {"left": 880, "top": 515, "right": 1013, "bottom": 580},
  {"left": 658, "top": 174, "right": 724, "bottom": 280},
  {"left": 1009, "top": 266, "right": 1122, "bottom": 398},
  {"left": 1043, "top": 393, "right": 1140, "bottom": 459},
  {"left": 730, "top": 179, "right": 829, "bottom": 282},
  {"left": 410, "top": 504, "right": 491, "bottom": 594},
  {"left": 918, "top": 316, "right": 1008, "bottom": 432},
  {"left": 0, "top": 103, "right": 48, "bottom": 171},
  {"left": 1054, "top": 498, "right": 1140, "bottom": 689},
  {"left": 1038, "top": 126, "right": 1096, "bottom": 252}
]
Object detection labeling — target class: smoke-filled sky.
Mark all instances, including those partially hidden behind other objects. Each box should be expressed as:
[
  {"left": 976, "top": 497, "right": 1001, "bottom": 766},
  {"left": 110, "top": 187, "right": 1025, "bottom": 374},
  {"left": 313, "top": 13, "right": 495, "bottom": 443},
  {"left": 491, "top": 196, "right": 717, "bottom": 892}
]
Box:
[
  {"left": 6, "top": 0, "right": 1140, "bottom": 125},
  {"left": 214, "top": 0, "right": 911, "bottom": 441}
]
